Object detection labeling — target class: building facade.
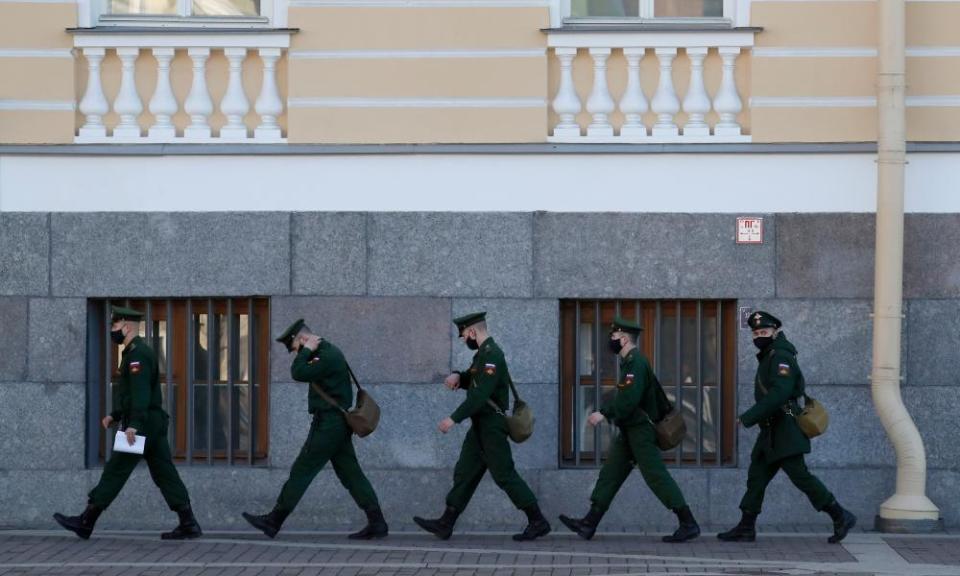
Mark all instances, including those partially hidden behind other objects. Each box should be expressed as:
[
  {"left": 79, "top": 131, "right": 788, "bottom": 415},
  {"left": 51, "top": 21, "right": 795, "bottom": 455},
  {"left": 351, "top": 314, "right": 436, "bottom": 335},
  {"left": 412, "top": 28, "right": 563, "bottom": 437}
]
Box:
[{"left": 1, "top": 0, "right": 958, "bottom": 531}]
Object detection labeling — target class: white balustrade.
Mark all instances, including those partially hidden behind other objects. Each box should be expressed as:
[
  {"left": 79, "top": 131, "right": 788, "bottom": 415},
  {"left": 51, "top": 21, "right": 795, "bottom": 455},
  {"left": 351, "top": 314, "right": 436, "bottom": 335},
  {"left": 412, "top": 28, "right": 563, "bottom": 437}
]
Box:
[
  {"left": 619, "top": 48, "right": 648, "bottom": 138},
  {"left": 148, "top": 48, "right": 177, "bottom": 140},
  {"left": 551, "top": 47, "right": 582, "bottom": 138},
  {"left": 183, "top": 47, "right": 213, "bottom": 141},
  {"left": 73, "top": 34, "right": 290, "bottom": 144},
  {"left": 254, "top": 48, "right": 283, "bottom": 141},
  {"left": 586, "top": 47, "right": 615, "bottom": 138},
  {"left": 548, "top": 33, "right": 754, "bottom": 143},
  {"left": 220, "top": 48, "right": 250, "bottom": 141},
  {"left": 681, "top": 46, "right": 711, "bottom": 137},
  {"left": 78, "top": 48, "right": 108, "bottom": 140},
  {"left": 714, "top": 47, "right": 744, "bottom": 137}
]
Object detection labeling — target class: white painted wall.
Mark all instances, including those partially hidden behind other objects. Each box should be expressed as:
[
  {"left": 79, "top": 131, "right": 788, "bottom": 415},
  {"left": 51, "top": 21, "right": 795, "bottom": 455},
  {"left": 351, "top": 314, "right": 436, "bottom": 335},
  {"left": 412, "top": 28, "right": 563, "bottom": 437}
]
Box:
[{"left": 0, "top": 153, "right": 957, "bottom": 212}]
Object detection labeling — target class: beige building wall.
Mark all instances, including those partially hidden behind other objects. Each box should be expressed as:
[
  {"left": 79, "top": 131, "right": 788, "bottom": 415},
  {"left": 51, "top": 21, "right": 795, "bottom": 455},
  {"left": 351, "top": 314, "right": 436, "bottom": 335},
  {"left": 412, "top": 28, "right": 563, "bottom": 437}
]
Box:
[
  {"left": 1, "top": 1, "right": 960, "bottom": 144},
  {"left": 751, "top": 0, "right": 960, "bottom": 143},
  {"left": 0, "top": 2, "right": 76, "bottom": 144},
  {"left": 286, "top": 6, "right": 549, "bottom": 143}
]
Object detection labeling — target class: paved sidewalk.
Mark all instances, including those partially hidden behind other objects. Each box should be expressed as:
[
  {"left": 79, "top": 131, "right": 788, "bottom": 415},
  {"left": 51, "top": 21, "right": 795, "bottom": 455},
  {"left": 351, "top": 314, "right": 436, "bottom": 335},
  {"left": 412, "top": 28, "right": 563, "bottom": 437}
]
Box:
[{"left": 1, "top": 530, "right": 959, "bottom": 576}]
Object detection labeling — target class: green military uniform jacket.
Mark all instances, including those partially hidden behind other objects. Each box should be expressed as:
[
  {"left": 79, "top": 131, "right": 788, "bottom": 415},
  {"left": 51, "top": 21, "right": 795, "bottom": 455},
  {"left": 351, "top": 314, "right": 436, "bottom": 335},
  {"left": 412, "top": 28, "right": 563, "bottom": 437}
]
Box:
[
  {"left": 111, "top": 336, "right": 164, "bottom": 431},
  {"left": 599, "top": 348, "right": 660, "bottom": 428},
  {"left": 450, "top": 337, "right": 510, "bottom": 423},
  {"left": 291, "top": 339, "right": 352, "bottom": 415},
  {"left": 740, "top": 332, "right": 811, "bottom": 463}
]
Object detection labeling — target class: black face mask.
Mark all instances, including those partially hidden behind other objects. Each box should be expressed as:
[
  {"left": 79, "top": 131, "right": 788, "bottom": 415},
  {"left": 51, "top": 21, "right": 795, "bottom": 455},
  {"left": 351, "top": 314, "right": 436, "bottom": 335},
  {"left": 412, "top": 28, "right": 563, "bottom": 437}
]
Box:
[
  {"left": 753, "top": 336, "right": 774, "bottom": 351},
  {"left": 608, "top": 338, "right": 623, "bottom": 354},
  {"left": 110, "top": 329, "right": 125, "bottom": 345},
  {"left": 465, "top": 337, "right": 479, "bottom": 350}
]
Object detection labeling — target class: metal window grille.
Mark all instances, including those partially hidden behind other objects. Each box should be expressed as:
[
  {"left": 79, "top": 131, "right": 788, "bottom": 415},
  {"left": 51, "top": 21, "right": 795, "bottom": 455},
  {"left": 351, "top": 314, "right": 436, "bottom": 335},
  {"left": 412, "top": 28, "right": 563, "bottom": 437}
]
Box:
[
  {"left": 560, "top": 299, "right": 737, "bottom": 468},
  {"left": 86, "top": 297, "right": 269, "bottom": 467}
]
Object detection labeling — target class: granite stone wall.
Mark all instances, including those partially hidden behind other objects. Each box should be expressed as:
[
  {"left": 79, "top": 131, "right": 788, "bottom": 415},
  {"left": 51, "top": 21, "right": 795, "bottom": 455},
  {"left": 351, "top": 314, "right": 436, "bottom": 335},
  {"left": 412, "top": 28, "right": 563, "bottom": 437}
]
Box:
[{"left": 1, "top": 212, "right": 957, "bottom": 531}]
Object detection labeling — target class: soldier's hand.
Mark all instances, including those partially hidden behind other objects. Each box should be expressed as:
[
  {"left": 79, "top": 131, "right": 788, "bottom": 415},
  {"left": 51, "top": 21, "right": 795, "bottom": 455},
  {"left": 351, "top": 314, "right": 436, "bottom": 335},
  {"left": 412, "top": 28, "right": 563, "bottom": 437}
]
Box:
[
  {"left": 303, "top": 334, "right": 322, "bottom": 351},
  {"left": 125, "top": 427, "right": 137, "bottom": 446},
  {"left": 101, "top": 415, "right": 114, "bottom": 430},
  {"left": 587, "top": 412, "right": 605, "bottom": 427},
  {"left": 444, "top": 373, "right": 461, "bottom": 390},
  {"left": 438, "top": 417, "right": 455, "bottom": 434}
]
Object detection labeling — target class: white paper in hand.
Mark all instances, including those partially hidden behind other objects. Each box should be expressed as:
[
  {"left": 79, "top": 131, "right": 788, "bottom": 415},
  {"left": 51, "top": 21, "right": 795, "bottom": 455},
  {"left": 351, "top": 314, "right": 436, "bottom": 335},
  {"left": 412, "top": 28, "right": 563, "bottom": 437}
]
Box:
[{"left": 113, "top": 430, "right": 146, "bottom": 454}]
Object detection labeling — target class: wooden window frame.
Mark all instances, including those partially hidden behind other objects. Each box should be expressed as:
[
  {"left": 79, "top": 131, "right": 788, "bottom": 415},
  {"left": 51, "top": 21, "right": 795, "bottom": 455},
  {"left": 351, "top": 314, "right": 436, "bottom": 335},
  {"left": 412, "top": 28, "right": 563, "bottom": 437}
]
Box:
[
  {"left": 560, "top": 299, "right": 738, "bottom": 468},
  {"left": 89, "top": 297, "right": 270, "bottom": 466}
]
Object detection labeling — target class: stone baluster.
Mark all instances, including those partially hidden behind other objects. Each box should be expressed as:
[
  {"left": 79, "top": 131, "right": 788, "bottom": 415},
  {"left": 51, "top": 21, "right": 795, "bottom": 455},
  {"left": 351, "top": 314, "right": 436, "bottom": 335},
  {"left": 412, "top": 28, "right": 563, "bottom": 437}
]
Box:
[
  {"left": 184, "top": 47, "right": 213, "bottom": 140},
  {"left": 619, "top": 47, "right": 648, "bottom": 138},
  {"left": 254, "top": 48, "right": 283, "bottom": 141},
  {"left": 586, "top": 47, "right": 614, "bottom": 138},
  {"left": 682, "top": 47, "right": 711, "bottom": 137},
  {"left": 551, "top": 47, "right": 581, "bottom": 138},
  {"left": 78, "top": 47, "right": 108, "bottom": 140},
  {"left": 714, "top": 47, "right": 743, "bottom": 136},
  {"left": 148, "top": 47, "right": 177, "bottom": 140},
  {"left": 221, "top": 48, "right": 250, "bottom": 140},
  {"left": 113, "top": 47, "right": 143, "bottom": 140},
  {"left": 651, "top": 47, "right": 680, "bottom": 137}
]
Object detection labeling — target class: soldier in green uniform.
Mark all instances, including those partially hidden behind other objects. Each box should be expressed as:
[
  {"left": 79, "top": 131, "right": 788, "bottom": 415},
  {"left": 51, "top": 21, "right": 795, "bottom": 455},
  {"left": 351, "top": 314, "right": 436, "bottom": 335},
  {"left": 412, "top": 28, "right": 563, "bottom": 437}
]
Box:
[
  {"left": 53, "top": 307, "right": 202, "bottom": 540},
  {"left": 413, "top": 312, "right": 551, "bottom": 541},
  {"left": 718, "top": 311, "right": 856, "bottom": 544},
  {"left": 560, "top": 317, "right": 700, "bottom": 543},
  {"left": 242, "top": 319, "right": 387, "bottom": 540}
]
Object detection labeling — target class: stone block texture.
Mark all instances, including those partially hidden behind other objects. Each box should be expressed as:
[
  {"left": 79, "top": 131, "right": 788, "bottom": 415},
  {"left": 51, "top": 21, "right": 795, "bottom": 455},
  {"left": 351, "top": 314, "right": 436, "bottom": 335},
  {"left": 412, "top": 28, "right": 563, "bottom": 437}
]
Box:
[
  {"left": 0, "top": 297, "right": 28, "bottom": 381},
  {"left": 533, "top": 213, "right": 775, "bottom": 299},
  {"left": 270, "top": 296, "right": 451, "bottom": 385},
  {"left": 292, "top": 212, "right": 366, "bottom": 295},
  {"left": 0, "top": 213, "right": 49, "bottom": 296},
  {"left": 1, "top": 211, "right": 957, "bottom": 530},
  {"left": 367, "top": 212, "right": 533, "bottom": 297},
  {"left": 50, "top": 213, "right": 290, "bottom": 297}
]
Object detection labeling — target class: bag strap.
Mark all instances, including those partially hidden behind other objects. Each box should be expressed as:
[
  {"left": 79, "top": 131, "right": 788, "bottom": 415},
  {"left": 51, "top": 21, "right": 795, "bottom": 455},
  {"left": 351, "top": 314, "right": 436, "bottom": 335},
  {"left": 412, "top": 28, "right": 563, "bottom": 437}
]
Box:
[
  {"left": 345, "top": 362, "right": 363, "bottom": 392},
  {"left": 311, "top": 381, "right": 348, "bottom": 415},
  {"left": 484, "top": 365, "right": 519, "bottom": 416},
  {"left": 756, "top": 351, "right": 808, "bottom": 401},
  {"left": 309, "top": 359, "right": 362, "bottom": 415}
]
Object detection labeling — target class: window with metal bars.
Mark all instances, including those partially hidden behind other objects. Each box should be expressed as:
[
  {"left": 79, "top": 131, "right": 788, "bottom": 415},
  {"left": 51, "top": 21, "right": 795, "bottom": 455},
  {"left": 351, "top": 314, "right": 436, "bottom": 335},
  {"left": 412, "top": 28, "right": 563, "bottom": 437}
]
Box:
[
  {"left": 560, "top": 299, "right": 737, "bottom": 467},
  {"left": 85, "top": 298, "right": 270, "bottom": 467}
]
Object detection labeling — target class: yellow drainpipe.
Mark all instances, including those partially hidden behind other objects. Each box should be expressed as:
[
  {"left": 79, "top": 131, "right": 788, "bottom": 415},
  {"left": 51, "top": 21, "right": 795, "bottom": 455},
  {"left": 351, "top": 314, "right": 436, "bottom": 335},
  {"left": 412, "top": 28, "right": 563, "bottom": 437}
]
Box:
[{"left": 872, "top": 0, "right": 940, "bottom": 529}]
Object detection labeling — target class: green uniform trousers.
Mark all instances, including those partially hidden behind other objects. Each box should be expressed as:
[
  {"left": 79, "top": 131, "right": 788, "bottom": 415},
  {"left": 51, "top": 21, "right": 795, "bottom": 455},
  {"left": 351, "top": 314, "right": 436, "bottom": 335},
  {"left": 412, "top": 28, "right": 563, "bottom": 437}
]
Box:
[
  {"left": 739, "top": 453, "right": 835, "bottom": 514},
  {"left": 445, "top": 415, "right": 537, "bottom": 512},
  {"left": 275, "top": 414, "right": 379, "bottom": 514},
  {"left": 88, "top": 410, "right": 190, "bottom": 511},
  {"left": 590, "top": 423, "right": 687, "bottom": 513}
]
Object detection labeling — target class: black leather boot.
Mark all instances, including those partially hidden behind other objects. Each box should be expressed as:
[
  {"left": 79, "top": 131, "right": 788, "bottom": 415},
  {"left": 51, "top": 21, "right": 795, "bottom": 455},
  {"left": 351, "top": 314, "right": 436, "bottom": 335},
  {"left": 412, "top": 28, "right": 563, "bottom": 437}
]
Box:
[
  {"left": 717, "top": 510, "right": 758, "bottom": 542},
  {"left": 558, "top": 507, "right": 604, "bottom": 541},
  {"left": 513, "top": 504, "right": 551, "bottom": 541},
  {"left": 824, "top": 500, "right": 856, "bottom": 544},
  {"left": 242, "top": 508, "right": 289, "bottom": 539},
  {"left": 348, "top": 506, "right": 389, "bottom": 540},
  {"left": 53, "top": 503, "right": 102, "bottom": 540},
  {"left": 663, "top": 505, "right": 700, "bottom": 543},
  {"left": 161, "top": 505, "right": 203, "bottom": 540},
  {"left": 413, "top": 506, "right": 459, "bottom": 540}
]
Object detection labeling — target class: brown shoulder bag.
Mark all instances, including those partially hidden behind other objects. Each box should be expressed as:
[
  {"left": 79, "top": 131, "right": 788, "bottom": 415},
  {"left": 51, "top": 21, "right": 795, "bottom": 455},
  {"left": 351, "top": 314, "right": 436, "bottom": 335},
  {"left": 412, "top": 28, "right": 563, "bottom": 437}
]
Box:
[{"left": 311, "top": 363, "right": 381, "bottom": 437}]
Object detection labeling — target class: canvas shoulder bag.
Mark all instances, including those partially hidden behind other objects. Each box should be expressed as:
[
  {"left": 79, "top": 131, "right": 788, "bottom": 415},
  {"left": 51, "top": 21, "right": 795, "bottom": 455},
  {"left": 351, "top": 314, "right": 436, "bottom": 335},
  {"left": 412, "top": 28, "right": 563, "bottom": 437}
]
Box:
[
  {"left": 757, "top": 357, "right": 829, "bottom": 439},
  {"left": 311, "top": 363, "right": 381, "bottom": 438},
  {"left": 486, "top": 375, "right": 534, "bottom": 443},
  {"left": 641, "top": 373, "right": 687, "bottom": 451}
]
